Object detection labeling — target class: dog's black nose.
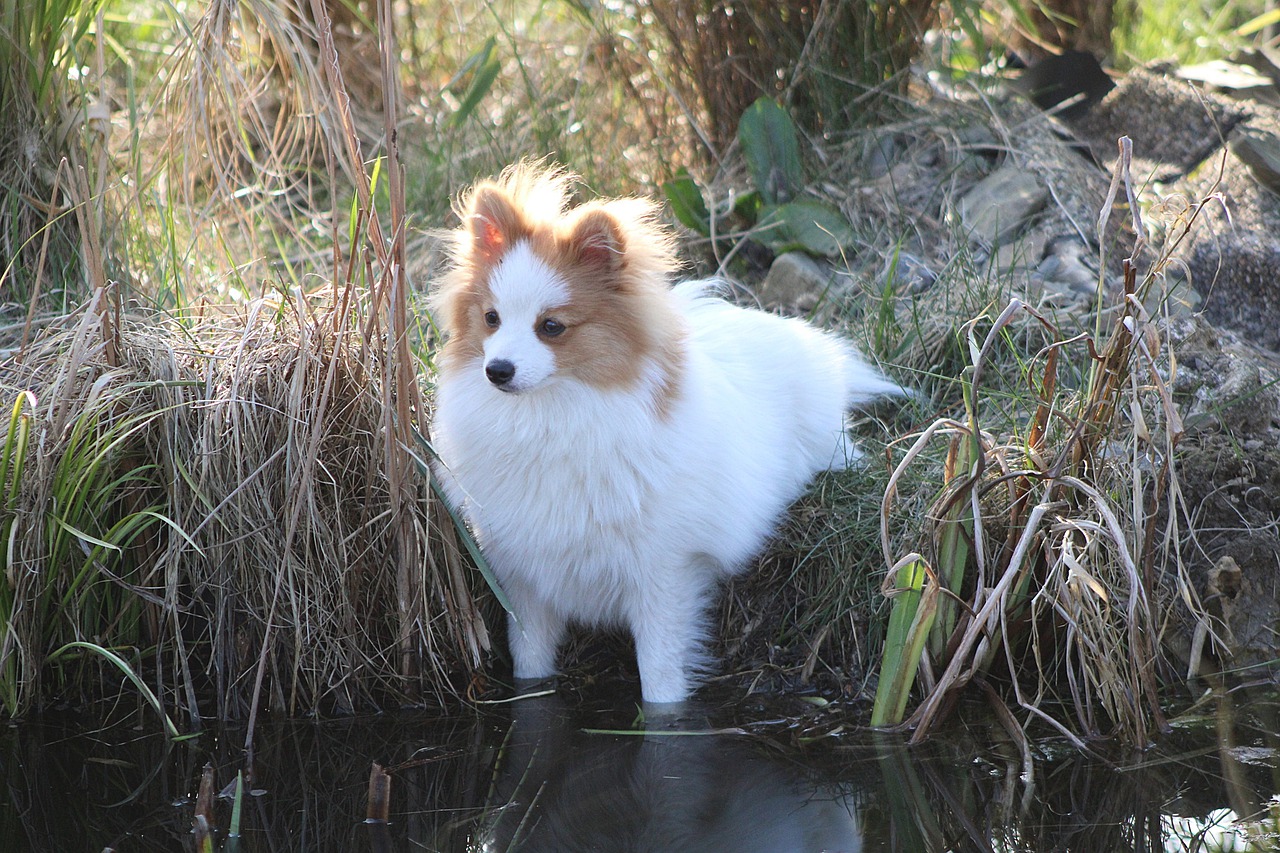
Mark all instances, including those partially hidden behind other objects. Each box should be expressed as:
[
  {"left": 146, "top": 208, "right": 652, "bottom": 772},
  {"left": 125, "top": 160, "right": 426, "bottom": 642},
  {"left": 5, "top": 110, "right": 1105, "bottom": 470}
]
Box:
[{"left": 485, "top": 359, "right": 516, "bottom": 387}]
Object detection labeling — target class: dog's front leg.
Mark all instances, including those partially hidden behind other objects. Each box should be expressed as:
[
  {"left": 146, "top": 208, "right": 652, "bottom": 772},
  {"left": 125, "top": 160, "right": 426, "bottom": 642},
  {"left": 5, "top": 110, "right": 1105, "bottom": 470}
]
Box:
[
  {"left": 631, "top": 574, "right": 711, "bottom": 704},
  {"left": 507, "top": 592, "right": 566, "bottom": 681}
]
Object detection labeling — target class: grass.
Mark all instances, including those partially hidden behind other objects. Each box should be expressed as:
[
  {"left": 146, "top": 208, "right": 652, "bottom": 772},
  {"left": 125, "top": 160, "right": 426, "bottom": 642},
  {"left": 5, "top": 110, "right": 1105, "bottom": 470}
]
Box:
[
  {"left": 0, "top": 0, "right": 107, "bottom": 313},
  {"left": 0, "top": 0, "right": 499, "bottom": 727},
  {"left": 866, "top": 138, "right": 1220, "bottom": 745},
  {"left": 708, "top": 81, "right": 1229, "bottom": 746},
  {"left": 1113, "top": 0, "right": 1274, "bottom": 68}
]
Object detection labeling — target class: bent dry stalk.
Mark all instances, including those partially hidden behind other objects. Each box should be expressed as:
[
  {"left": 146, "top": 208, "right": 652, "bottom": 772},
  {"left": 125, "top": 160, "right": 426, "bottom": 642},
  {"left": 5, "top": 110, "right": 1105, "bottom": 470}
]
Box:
[{"left": 875, "top": 137, "right": 1214, "bottom": 745}]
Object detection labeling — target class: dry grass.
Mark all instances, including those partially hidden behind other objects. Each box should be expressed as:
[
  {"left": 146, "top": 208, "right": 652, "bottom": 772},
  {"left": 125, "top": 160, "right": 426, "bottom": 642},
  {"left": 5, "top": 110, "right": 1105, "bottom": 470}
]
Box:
[
  {"left": 872, "top": 139, "right": 1216, "bottom": 745},
  {"left": 641, "top": 0, "right": 938, "bottom": 154},
  {"left": 702, "top": 87, "right": 1221, "bottom": 746},
  {"left": 0, "top": 0, "right": 494, "bottom": 730},
  {"left": 0, "top": 280, "right": 488, "bottom": 723}
]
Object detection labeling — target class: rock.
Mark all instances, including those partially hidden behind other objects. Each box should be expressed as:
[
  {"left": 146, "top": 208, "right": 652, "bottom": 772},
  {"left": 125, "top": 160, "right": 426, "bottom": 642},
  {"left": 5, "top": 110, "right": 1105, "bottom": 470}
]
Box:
[
  {"left": 1176, "top": 108, "right": 1280, "bottom": 352},
  {"left": 877, "top": 251, "right": 936, "bottom": 294},
  {"left": 1033, "top": 235, "right": 1097, "bottom": 300},
  {"left": 955, "top": 163, "right": 1048, "bottom": 246},
  {"left": 1144, "top": 276, "right": 1202, "bottom": 321},
  {"left": 1164, "top": 318, "right": 1280, "bottom": 677},
  {"left": 1231, "top": 125, "right": 1280, "bottom": 193},
  {"left": 864, "top": 133, "right": 898, "bottom": 180},
  {"left": 953, "top": 122, "right": 1000, "bottom": 153},
  {"left": 758, "top": 252, "right": 840, "bottom": 313},
  {"left": 1169, "top": 315, "right": 1280, "bottom": 435},
  {"left": 1178, "top": 60, "right": 1279, "bottom": 104},
  {"left": 1202, "top": 548, "right": 1280, "bottom": 675},
  {"left": 1014, "top": 49, "right": 1115, "bottom": 121},
  {"left": 1071, "top": 65, "right": 1249, "bottom": 180}
]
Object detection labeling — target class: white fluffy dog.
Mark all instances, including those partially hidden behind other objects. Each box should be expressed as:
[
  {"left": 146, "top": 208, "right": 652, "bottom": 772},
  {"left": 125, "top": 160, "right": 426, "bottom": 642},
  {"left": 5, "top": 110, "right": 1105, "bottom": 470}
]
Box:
[{"left": 430, "top": 164, "right": 902, "bottom": 703}]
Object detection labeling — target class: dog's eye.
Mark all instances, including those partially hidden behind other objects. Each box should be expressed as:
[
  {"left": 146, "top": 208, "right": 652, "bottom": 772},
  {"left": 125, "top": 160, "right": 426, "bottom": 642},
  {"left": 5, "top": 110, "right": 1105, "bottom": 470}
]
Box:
[
  {"left": 539, "top": 318, "right": 565, "bottom": 338},
  {"left": 483, "top": 310, "right": 500, "bottom": 328}
]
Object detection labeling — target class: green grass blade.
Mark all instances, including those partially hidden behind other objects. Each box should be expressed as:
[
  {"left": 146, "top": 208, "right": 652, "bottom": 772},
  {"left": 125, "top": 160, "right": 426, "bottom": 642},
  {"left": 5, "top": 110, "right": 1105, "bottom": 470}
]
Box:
[
  {"left": 872, "top": 557, "right": 937, "bottom": 727},
  {"left": 449, "top": 35, "right": 500, "bottom": 127},
  {"left": 48, "top": 641, "right": 180, "bottom": 738},
  {"left": 229, "top": 769, "right": 244, "bottom": 840},
  {"left": 408, "top": 427, "right": 514, "bottom": 615}
]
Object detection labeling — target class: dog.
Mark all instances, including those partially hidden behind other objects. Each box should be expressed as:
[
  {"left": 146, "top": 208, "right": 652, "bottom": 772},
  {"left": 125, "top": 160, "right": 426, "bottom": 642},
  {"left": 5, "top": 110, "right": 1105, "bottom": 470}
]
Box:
[{"left": 429, "top": 164, "right": 903, "bottom": 703}]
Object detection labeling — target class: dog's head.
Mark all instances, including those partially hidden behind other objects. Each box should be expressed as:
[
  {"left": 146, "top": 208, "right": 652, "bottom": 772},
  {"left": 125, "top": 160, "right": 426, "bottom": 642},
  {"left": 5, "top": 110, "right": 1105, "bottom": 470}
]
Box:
[{"left": 434, "top": 164, "right": 684, "bottom": 398}]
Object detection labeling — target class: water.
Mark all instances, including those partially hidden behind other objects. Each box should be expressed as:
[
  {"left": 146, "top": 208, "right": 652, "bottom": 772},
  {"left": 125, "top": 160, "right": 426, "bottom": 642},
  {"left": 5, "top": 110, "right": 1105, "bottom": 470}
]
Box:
[{"left": 1, "top": 686, "right": 1277, "bottom": 852}]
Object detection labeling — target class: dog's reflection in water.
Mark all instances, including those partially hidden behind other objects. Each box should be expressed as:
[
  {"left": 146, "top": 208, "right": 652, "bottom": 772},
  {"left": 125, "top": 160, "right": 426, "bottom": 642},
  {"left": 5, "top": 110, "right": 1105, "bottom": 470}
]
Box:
[{"left": 482, "top": 695, "right": 862, "bottom": 853}]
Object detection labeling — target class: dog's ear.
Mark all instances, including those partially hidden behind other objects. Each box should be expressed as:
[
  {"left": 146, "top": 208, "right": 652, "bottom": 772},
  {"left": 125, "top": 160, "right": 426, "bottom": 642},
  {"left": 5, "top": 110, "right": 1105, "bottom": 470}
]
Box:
[
  {"left": 468, "top": 185, "right": 526, "bottom": 264},
  {"left": 568, "top": 208, "right": 625, "bottom": 272}
]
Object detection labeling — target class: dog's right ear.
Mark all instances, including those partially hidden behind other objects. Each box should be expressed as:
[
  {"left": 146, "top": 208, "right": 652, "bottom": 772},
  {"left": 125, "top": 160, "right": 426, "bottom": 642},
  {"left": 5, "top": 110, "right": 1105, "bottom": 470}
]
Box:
[{"left": 468, "top": 185, "right": 526, "bottom": 265}]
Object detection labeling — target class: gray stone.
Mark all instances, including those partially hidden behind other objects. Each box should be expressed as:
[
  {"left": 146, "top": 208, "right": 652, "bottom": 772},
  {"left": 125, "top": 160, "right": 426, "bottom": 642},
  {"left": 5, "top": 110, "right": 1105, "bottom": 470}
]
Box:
[
  {"left": 1231, "top": 125, "right": 1280, "bottom": 194},
  {"left": 1031, "top": 235, "right": 1098, "bottom": 307},
  {"left": 1167, "top": 100, "right": 1280, "bottom": 352},
  {"left": 1144, "top": 272, "right": 1202, "bottom": 321},
  {"left": 994, "top": 229, "right": 1050, "bottom": 277},
  {"left": 877, "top": 251, "right": 936, "bottom": 294},
  {"left": 1070, "top": 66, "right": 1248, "bottom": 181},
  {"left": 864, "top": 133, "right": 898, "bottom": 180},
  {"left": 956, "top": 164, "right": 1049, "bottom": 247},
  {"left": 758, "top": 252, "right": 840, "bottom": 313}
]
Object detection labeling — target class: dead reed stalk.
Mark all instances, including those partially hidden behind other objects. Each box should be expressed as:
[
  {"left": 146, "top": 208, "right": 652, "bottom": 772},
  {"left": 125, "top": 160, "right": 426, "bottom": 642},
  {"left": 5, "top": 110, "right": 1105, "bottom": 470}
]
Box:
[{"left": 875, "top": 138, "right": 1215, "bottom": 745}]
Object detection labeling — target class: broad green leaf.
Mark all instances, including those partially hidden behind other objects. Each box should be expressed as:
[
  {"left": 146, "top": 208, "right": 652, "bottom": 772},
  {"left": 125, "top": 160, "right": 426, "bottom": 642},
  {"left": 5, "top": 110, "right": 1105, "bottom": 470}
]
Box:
[
  {"left": 756, "top": 200, "right": 855, "bottom": 257},
  {"left": 871, "top": 558, "right": 937, "bottom": 727},
  {"left": 663, "top": 171, "right": 711, "bottom": 235},
  {"left": 738, "top": 98, "right": 805, "bottom": 205}
]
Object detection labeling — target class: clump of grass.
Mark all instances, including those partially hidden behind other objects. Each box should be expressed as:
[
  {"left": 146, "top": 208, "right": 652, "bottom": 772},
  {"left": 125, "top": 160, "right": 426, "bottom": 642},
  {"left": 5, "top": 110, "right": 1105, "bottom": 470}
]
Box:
[
  {"left": 0, "top": 0, "right": 109, "bottom": 315},
  {"left": 638, "top": 0, "right": 938, "bottom": 154},
  {"left": 872, "top": 139, "right": 1215, "bottom": 745},
  {"left": 1113, "top": 0, "right": 1274, "bottom": 68},
  {"left": 1, "top": 299, "right": 171, "bottom": 716},
  {"left": 0, "top": 261, "right": 487, "bottom": 725},
  {"left": 0, "top": 0, "right": 491, "bottom": 730}
]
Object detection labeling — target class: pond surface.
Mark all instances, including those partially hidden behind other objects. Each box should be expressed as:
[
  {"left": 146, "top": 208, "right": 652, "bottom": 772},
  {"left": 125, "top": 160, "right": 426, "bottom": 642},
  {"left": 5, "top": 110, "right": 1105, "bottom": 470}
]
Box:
[{"left": 1, "top": 685, "right": 1277, "bottom": 852}]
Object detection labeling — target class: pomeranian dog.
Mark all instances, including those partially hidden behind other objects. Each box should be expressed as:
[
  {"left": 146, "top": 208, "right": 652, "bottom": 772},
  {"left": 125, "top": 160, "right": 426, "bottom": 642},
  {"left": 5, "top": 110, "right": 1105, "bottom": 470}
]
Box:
[{"left": 430, "top": 164, "right": 903, "bottom": 703}]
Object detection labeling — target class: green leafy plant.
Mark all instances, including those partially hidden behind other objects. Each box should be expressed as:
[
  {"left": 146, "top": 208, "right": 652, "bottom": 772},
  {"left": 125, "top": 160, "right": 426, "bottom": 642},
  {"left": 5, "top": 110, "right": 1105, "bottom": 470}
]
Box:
[
  {"left": 664, "top": 98, "right": 854, "bottom": 259},
  {"left": 0, "top": 371, "right": 181, "bottom": 717}
]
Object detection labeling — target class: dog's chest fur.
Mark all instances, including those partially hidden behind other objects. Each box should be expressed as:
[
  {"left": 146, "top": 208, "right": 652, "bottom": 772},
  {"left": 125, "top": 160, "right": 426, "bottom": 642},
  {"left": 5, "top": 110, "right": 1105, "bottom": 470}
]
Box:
[{"left": 432, "top": 363, "right": 688, "bottom": 613}]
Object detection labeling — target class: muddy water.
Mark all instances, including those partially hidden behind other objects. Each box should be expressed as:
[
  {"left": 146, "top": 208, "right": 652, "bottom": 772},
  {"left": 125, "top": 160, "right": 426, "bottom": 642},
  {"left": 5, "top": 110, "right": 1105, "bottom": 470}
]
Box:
[{"left": 1, "top": 685, "right": 1277, "bottom": 852}]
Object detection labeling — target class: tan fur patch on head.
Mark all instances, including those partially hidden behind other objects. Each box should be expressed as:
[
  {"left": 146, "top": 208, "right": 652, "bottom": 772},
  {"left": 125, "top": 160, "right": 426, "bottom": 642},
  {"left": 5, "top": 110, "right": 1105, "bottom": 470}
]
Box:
[
  {"left": 433, "top": 162, "right": 688, "bottom": 413},
  {"left": 529, "top": 200, "right": 685, "bottom": 398}
]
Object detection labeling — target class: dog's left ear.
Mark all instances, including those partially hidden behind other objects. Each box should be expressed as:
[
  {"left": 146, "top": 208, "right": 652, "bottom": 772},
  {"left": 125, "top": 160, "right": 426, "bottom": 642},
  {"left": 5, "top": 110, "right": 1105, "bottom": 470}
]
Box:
[{"left": 568, "top": 208, "right": 625, "bottom": 272}]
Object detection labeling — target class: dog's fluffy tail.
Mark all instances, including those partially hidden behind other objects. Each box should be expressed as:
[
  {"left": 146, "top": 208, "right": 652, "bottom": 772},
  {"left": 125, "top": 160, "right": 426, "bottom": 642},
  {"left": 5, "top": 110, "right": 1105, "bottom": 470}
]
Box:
[
  {"left": 840, "top": 346, "right": 910, "bottom": 409},
  {"left": 829, "top": 342, "right": 911, "bottom": 470}
]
